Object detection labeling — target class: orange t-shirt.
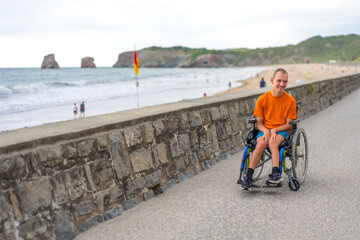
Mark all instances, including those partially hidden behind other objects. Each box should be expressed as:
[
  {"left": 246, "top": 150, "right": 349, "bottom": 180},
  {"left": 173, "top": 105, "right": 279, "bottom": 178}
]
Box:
[{"left": 253, "top": 91, "right": 296, "bottom": 130}]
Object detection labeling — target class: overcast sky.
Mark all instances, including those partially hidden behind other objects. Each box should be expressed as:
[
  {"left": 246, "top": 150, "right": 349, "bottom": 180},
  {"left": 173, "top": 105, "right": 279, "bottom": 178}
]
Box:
[{"left": 0, "top": 0, "right": 359, "bottom": 67}]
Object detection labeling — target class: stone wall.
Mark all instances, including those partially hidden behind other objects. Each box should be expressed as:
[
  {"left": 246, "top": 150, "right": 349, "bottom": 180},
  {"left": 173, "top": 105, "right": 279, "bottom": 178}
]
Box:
[{"left": 1, "top": 73, "right": 360, "bottom": 240}]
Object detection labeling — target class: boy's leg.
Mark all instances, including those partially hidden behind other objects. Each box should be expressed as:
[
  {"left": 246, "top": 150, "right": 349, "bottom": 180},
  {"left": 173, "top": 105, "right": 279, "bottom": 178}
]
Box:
[
  {"left": 268, "top": 134, "right": 285, "bottom": 168},
  {"left": 268, "top": 134, "right": 286, "bottom": 183},
  {"left": 248, "top": 138, "right": 267, "bottom": 169}
]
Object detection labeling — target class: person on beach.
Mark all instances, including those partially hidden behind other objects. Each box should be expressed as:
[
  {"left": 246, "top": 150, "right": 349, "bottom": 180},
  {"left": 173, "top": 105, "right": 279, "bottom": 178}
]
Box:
[
  {"left": 260, "top": 77, "right": 266, "bottom": 88},
  {"left": 80, "top": 101, "right": 85, "bottom": 117},
  {"left": 73, "top": 103, "right": 78, "bottom": 117},
  {"left": 241, "top": 68, "right": 296, "bottom": 190}
]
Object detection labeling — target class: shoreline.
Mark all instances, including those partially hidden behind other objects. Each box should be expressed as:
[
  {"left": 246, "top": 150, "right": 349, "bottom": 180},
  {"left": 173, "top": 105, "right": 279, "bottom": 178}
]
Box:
[{"left": 216, "top": 63, "right": 360, "bottom": 95}]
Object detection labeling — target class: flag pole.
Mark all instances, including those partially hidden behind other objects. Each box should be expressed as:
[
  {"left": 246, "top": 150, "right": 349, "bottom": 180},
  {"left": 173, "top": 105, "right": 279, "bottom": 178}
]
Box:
[{"left": 136, "top": 76, "right": 139, "bottom": 108}]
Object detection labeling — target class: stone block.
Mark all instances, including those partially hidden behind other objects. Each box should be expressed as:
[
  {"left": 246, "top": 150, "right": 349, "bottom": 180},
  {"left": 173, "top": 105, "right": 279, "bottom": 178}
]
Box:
[
  {"left": 143, "top": 122, "right": 155, "bottom": 143},
  {"left": 18, "top": 217, "right": 49, "bottom": 240},
  {"left": 200, "top": 109, "right": 211, "bottom": 125},
  {"left": 130, "top": 149, "right": 154, "bottom": 173},
  {"left": 124, "top": 197, "right": 139, "bottom": 210},
  {"left": 229, "top": 106, "right": 240, "bottom": 132},
  {"left": 152, "top": 143, "right": 168, "bottom": 166},
  {"left": 169, "top": 137, "right": 179, "bottom": 158},
  {"left": 143, "top": 190, "right": 155, "bottom": 201},
  {"left": 104, "top": 205, "right": 123, "bottom": 221},
  {"left": 109, "top": 131, "right": 131, "bottom": 180},
  {"left": 225, "top": 121, "right": 233, "bottom": 136},
  {"left": 78, "top": 215, "right": 103, "bottom": 233},
  {"left": 178, "top": 134, "right": 191, "bottom": 155},
  {"left": 190, "top": 153, "right": 200, "bottom": 173},
  {"left": 77, "top": 139, "right": 94, "bottom": 158},
  {"left": 164, "top": 115, "right": 178, "bottom": 133},
  {"left": 37, "top": 145, "right": 62, "bottom": 167},
  {"left": 175, "top": 157, "right": 186, "bottom": 171},
  {"left": 144, "top": 169, "right": 162, "bottom": 188},
  {"left": 72, "top": 200, "right": 94, "bottom": 216},
  {"left": 204, "top": 145, "right": 214, "bottom": 158},
  {"left": 219, "top": 104, "right": 229, "bottom": 119},
  {"left": 8, "top": 189, "right": 21, "bottom": 220},
  {"left": 211, "top": 125, "right": 220, "bottom": 151},
  {"left": 188, "top": 111, "right": 202, "bottom": 127},
  {"left": 84, "top": 164, "right": 96, "bottom": 192},
  {"left": 190, "top": 130, "right": 199, "bottom": 148},
  {"left": 200, "top": 161, "right": 211, "bottom": 171},
  {"left": 87, "top": 159, "right": 115, "bottom": 191},
  {"left": 197, "top": 149, "right": 206, "bottom": 161},
  {"left": 153, "top": 119, "right": 166, "bottom": 136},
  {"left": 154, "top": 179, "right": 176, "bottom": 194},
  {"left": 62, "top": 143, "right": 77, "bottom": 159},
  {"left": 110, "top": 186, "right": 124, "bottom": 202},
  {"left": 125, "top": 177, "right": 145, "bottom": 195},
  {"left": 0, "top": 194, "right": 9, "bottom": 223},
  {"left": 124, "top": 125, "right": 143, "bottom": 147},
  {"left": 0, "top": 154, "right": 26, "bottom": 180},
  {"left": 211, "top": 107, "right": 221, "bottom": 121},
  {"left": 19, "top": 177, "right": 52, "bottom": 214},
  {"left": 54, "top": 166, "right": 87, "bottom": 203},
  {"left": 53, "top": 210, "right": 76, "bottom": 240},
  {"left": 216, "top": 122, "right": 227, "bottom": 140},
  {"left": 96, "top": 135, "right": 109, "bottom": 151},
  {"left": 178, "top": 113, "right": 189, "bottom": 130},
  {"left": 179, "top": 171, "right": 194, "bottom": 183}
]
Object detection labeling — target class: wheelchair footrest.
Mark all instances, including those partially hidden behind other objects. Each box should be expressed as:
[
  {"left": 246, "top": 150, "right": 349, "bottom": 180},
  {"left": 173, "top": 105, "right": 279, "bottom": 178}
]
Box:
[{"left": 264, "top": 181, "right": 283, "bottom": 188}]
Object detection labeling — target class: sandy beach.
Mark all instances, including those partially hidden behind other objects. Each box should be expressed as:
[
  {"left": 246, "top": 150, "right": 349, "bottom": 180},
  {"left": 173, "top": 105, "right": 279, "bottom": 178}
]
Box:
[{"left": 217, "top": 63, "right": 360, "bottom": 95}]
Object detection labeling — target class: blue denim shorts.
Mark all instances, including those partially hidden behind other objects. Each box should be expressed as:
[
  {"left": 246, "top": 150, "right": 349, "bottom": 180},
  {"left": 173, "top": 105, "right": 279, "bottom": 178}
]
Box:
[{"left": 256, "top": 130, "right": 288, "bottom": 140}]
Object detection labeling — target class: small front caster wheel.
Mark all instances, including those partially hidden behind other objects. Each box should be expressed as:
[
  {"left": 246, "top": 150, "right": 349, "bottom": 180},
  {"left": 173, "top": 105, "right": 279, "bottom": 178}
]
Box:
[{"left": 289, "top": 179, "right": 300, "bottom": 191}]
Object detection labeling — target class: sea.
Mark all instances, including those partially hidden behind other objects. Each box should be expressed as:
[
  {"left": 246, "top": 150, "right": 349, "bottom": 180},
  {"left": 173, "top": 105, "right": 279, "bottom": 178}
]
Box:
[{"left": 0, "top": 67, "right": 271, "bottom": 132}]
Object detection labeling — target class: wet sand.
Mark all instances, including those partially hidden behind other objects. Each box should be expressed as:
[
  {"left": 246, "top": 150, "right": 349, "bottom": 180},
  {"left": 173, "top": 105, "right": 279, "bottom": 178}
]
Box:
[{"left": 216, "top": 63, "right": 360, "bottom": 95}]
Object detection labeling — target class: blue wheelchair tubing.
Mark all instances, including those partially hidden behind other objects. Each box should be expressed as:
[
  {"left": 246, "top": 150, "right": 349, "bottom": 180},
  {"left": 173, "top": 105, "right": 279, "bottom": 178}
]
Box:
[{"left": 241, "top": 145, "right": 251, "bottom": 171}]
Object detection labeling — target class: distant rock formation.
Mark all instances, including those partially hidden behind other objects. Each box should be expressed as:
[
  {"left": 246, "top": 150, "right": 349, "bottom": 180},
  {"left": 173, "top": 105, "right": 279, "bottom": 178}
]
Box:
[
  {"left": 41, "top": 54, "right": 60, "bottom": 69},
  {"left": 113, "top": 50, "right": 188, "bottom": 68},
  {"left": 81, "top": 57, "right": 96, "bottom": 68},
  {"left": 183, "top": 54, "right": 228, "bottom": 67}
]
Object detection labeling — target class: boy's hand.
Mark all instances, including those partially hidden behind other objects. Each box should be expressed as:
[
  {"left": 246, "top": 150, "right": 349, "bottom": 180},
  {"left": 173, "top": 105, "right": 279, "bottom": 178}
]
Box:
[
  {"left": 262, "top": 130, "right": 270, "bottom": 142},
  {"left": 269, "top": 130, "right": 277, "bottom": 143}
]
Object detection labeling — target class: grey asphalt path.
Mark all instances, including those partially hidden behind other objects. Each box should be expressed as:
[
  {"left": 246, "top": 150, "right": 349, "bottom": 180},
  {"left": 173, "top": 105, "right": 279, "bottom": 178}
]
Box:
[{"left": 76, "top": 88, "right": 360, "bottom": 240}]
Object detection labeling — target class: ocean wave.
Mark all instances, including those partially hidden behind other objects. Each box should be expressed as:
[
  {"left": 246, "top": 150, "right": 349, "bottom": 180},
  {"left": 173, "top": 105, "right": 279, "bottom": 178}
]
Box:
[
  {"left": 49, "top": 80, "right": 87, "bottom": 87},
  {"left": 0, "top": 86, "right": 13, "bottom": 96},
  {"left": 11, "top": 82, "right": 48, "bottom": 94}
]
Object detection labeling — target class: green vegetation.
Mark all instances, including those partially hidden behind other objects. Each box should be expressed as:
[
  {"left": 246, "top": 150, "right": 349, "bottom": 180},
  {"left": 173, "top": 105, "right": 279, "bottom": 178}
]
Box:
[
  {"left": 144, "top": 34, "right": 360, "bottom": 64},
  {"left": 308, "top": 83, "right": 315, "bottom": 93}
]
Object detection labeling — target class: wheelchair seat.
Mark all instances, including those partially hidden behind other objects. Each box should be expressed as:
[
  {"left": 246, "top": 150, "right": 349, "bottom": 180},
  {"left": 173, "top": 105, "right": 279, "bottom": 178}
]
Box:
[{"left": 246, "top": 130, "right": 290, "bottom": 150}]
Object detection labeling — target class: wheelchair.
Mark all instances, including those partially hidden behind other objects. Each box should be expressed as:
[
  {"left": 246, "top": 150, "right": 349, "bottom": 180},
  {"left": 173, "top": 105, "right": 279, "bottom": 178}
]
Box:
[{"left": 237, "top": 101, "right": 308, "bottom": 191}]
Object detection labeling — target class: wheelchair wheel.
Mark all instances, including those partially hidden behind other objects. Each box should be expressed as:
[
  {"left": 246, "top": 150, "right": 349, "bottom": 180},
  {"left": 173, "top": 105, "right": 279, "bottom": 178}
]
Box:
[
  {"left": 242, "top": 151, "right": 264, "bottom": 181},
  {"left": 291, "top": 128, "right": 308, "bottom": 184}
]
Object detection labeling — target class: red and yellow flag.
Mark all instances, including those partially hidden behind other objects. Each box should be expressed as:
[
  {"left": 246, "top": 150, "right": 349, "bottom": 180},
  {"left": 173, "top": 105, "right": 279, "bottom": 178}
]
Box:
[{"left": 134, "top": 51, "right": 139, "bottom": 76}]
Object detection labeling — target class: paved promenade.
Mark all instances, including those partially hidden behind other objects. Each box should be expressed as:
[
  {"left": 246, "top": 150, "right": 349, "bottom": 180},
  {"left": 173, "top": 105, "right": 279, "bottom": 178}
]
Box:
[{"left": 76, "top": 88, "right": 360, "bottom": 240}]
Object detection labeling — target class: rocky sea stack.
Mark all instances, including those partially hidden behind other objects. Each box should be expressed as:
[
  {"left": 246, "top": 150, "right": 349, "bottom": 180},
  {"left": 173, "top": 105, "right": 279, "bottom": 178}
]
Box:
[
  {"left": 81, "top": 57, "right": 96, "bottom": 68},
  {"left": 41, "top": 54, "right": 60, "bottom": 69}
]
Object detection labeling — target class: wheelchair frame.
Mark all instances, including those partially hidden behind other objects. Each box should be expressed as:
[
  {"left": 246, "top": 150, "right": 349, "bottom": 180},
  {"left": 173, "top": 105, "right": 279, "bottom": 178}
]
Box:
[{"left": 238, "top": 101, "right": 309, "bottom": 191}]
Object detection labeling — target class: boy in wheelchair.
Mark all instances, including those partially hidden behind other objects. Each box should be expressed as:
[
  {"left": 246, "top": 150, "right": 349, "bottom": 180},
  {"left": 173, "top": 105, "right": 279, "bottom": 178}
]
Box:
[{"left": 240, "top": 68, "right": 297, "bottom": 190}]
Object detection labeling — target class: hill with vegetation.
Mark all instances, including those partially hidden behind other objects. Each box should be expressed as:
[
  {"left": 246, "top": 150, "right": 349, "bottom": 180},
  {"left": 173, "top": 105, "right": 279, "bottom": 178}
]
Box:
[{"left": 113, "top": 34, "right": 360, "bottom": 68}]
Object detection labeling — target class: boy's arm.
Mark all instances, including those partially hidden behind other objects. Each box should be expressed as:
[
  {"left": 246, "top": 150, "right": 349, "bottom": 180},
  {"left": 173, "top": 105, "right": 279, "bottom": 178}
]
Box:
[
  {"left": 271, "top": 119, "right": 293, "bottom": 133},
  {"left": 256, "top": 117, "right": 270, "bottom": 141}
]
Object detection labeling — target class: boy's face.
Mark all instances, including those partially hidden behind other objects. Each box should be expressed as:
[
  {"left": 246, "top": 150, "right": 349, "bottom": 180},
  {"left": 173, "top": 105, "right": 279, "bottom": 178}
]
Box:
[{"left": 271, "top": 72, "right": 288, "bottom": 96}]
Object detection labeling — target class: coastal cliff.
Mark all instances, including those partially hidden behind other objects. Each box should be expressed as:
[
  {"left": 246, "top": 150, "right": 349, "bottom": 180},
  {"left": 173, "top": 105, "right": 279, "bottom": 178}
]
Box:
[
  {"left": 113, "top": 34, "right": 360, "bottom": 68},
  {"left": 81, "top": 57, "right": 96, "bottom": 68},
  {"left": 41, "top": 54, "right": 60, "bottom": 69}
]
